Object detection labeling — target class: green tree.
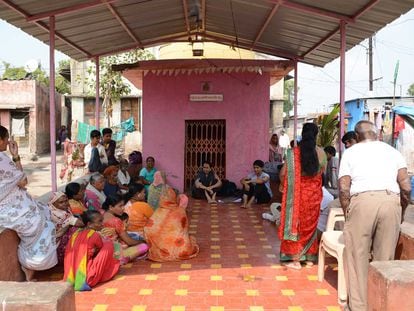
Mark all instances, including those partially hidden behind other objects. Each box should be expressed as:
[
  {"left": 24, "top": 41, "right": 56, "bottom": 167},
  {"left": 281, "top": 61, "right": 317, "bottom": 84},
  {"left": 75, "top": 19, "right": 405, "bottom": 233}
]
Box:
[
  {"left": 1, "top": 60, "right": 71, "bottom": 94},
  {"left": 317, "top": 104, "right": 340, "bottom": 148},
  {"left": 283, "top": 79, "right": 294, "bottom": 114},
  {"left": 1, "top": 62, "right": 27, "bottom": 80},
  {"left": 408, "top": 83, "right": 414, "bottom": 96},
  {"left": 56, "top": 60, "right": 71, "bottom": 94},
  {"left": 85, "top": 48, "right": 154, "bottom": 125}
]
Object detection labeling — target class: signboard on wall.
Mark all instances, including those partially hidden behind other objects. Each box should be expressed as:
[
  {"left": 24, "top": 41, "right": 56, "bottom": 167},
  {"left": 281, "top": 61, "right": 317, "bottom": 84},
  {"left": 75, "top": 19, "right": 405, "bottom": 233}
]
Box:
[{"left": 189, "top": 94, "right": 223, "bottom": 102}]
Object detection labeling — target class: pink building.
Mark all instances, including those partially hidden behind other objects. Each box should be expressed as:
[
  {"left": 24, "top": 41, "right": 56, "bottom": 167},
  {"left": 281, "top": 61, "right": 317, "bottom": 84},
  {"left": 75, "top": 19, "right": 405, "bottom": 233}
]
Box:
[
  {"left": 0, "top": 80, "right": 61, "bottom": 154},
  {"left": 120, "top": 59, "right": 292, "bottom": 192}
]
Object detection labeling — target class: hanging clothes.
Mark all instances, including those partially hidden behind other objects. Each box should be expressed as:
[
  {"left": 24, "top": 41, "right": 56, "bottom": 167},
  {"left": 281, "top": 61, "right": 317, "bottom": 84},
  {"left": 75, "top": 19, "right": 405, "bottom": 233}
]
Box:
[
  {"left": 11, "top": 118, "right": 25, "bottom": 137},
  {"left": 394, "top": 115, "right": 406, "bottom": 139},
  {"left": 76, "top": 122, "right": 96, "bottom": 144}
]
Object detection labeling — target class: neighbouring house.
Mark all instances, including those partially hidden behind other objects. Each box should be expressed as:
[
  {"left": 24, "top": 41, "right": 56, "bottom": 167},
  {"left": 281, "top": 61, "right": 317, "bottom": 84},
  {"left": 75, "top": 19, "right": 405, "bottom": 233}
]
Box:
[
  {"left": 345, "top": 96, "right": 414, "bottom": 172},
  {"left": 345, "top": 96, "right": 414, "bottom": 135},
  {"left": 159, "top": 43, "right": 286, "bottom": 133},
  {"left": 0, "top": 80, "right": 61, "bottom": 155},
  {"left": 283, "top": 113, "right": 321, "bottom": 140},
  {"left": 67, "top": 60, "right": 142, "bottom": 153},
  {"left": 117, "top": 58, "right": 293, "bottom": 192}
]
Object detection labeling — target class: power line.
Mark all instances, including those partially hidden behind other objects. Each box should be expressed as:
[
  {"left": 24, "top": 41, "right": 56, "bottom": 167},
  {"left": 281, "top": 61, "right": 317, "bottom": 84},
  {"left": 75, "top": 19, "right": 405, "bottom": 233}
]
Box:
[{"left": 317, "top": 68, "right": 367, "bottom": 96}]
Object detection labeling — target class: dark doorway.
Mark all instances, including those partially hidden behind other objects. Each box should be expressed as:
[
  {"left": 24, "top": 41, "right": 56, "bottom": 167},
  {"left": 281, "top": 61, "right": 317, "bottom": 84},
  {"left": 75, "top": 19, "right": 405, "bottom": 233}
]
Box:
[{"left": 184, "top": 120, "right": 226, "bottom": 191}]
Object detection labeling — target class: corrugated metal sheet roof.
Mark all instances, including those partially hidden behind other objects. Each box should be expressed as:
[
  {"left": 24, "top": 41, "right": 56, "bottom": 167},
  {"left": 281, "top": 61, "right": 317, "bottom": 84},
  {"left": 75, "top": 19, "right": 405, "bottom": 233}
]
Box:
[{"left": 0, "top": 0, "right": 413, "bottom": 66}]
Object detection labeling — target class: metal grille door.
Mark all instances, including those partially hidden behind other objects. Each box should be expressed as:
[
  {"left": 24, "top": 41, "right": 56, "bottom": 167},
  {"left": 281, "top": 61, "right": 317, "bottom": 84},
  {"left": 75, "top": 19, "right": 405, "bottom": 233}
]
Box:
[{"left": 184, "top": 120, "right": 226, "bottom": 191}]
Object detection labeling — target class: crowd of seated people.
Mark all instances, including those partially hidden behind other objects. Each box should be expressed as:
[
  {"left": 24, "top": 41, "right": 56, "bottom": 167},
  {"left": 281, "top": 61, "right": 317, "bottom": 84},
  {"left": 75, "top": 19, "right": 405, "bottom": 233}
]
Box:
[
  {"left": 0, "top": 125, "right": 199, "bottom": 291},
  {"left": 0, "top": 121, "right": 361, "bottom": 294}
]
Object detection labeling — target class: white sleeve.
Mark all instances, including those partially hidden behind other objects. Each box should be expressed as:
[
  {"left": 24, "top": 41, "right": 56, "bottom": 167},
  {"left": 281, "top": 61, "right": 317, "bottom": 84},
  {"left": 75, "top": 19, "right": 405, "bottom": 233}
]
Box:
[
  {"left": 84, "top": 145, "right": 91, "bottom": 164},
  {"left": 99, "top": 145, "right": 109, "bottom": 165},
  {"left": 394, "top": 149, "right": 407, "bottom": 170},
  {"left": 338, "top": 151, "right": 351, "bottom": 179}
]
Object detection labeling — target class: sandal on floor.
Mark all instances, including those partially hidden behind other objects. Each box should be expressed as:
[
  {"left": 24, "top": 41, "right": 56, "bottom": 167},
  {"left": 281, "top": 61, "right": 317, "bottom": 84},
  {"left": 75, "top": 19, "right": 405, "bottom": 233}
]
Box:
[{"left": 282, "top": 261, "right": 302, "bottom": 270}]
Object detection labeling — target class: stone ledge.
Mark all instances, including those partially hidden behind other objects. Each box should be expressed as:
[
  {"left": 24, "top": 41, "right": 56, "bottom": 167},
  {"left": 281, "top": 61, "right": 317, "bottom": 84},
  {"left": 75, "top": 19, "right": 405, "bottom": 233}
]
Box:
[
  {"left": 368, "top": 260, "right": 414, "bottom": 311},
  {"left": 0, "top": 281, "right": 75, "bottom": 311},
  {"left": 395, "top": 205, "right": 414, "bottom": 260}
]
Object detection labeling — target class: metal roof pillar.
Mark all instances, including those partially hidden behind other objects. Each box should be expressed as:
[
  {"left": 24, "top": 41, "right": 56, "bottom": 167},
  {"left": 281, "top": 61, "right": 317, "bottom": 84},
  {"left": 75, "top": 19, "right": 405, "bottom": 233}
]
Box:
[
  {"left": 49, "top": 15, "right": 57, "bottom": 192},
  {"left": 339, "top": 20, "right": 347, "bottom": 158},
  {"left": 293, "top": 59, "right": 298, "bottom": 146},
  {"left": 95, "top": 56, "right": 100, "bottom": 129}
]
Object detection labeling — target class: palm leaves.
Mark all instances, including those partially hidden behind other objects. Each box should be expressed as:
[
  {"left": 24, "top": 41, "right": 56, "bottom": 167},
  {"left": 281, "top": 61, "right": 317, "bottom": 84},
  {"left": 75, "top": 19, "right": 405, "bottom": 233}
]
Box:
[{"left": 317, "top": 104, "right": 340, "bottom": 147}]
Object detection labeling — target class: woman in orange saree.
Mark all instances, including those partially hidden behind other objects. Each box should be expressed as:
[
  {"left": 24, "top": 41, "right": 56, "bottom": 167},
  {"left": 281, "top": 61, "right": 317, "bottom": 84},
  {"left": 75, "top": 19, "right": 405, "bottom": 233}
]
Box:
[
  {"left": 144, "top": 187, "right": 199, "bottom": 262},
  {"left": 64, "top": 211, "right": 120, "bottom": 291},
  {"left": 278, "top": 123, "right": 326, "bottom": 270}
]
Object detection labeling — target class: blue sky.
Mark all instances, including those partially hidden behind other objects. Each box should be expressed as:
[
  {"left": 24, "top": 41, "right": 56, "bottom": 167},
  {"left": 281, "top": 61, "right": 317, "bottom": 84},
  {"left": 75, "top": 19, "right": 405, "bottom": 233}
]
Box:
[{"left": 1, "top": 8, "right": 413, "bottom": 115}]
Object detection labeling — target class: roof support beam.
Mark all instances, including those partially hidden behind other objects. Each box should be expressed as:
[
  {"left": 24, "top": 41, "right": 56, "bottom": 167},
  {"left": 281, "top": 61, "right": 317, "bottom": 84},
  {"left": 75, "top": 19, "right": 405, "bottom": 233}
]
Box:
[
  {"left": 302, "top": 27, "right": 339, "bottom": 58},
  {"left": 266, "top": 0, "right": 354, "bottom": 23},
  {"left": 353, "top": 0, "right": 380, "bottom": 19},
  {"left": 0, "top": 0, "right": 91, "bottom": 57},
  {"left": 182, "top": 0, "right": 191, "bottom": 38},
  {"left": 302, "top": 0, "right": 379, "bottom": 58},
  {"left": 251, "top": 2, "right": 281, "bottom": 50},
  {"left": 105, "top": 2, "right": 143, "bottom": 48},
  {"left": 48, "top": 15, "right": 57, "bottom": 192},
  {"left": 339, "top": 20, "right": 346, "bottom": 158},
  {"left": 91, "top": 32, "right": 194, "bottom": 59},
  {"left": 203, "top": 32, "right": 302, "bottom": 60},
  {"left": 26, "top": 0, "right": 119, "bottom": 22},
  {"left": 293, "top": 60, "right": 298, "bottom": 144}
]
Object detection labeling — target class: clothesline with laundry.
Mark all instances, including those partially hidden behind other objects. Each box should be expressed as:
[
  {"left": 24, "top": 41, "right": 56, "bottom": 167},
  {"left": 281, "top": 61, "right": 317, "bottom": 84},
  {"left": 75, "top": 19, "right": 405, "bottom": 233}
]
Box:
[{"left": 74, "top": 117, "right": 136, "bottom": 144}]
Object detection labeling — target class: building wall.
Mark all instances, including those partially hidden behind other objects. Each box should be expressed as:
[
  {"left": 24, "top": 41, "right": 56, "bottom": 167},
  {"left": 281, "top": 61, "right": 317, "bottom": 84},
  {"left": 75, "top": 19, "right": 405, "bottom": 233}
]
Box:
[
  {"left": 0, "top": 80, "right": 36, "bottom": 108},
  {"left": 270, "top": 100, "right": 284, "bottom": 132},
  {"left": 159, "top": 42, "right": 254, "bottom": 60},
  {"left": 345, "top": 99, "right": 365, "bottom": 131},
  {"left": 142, "top": 71, "right": 270, "bottom": 192},
  {"left": 33, "top": 83, "right": 61, "bottom": 154},
  {"left": 0, "top": 110, "right": 10, "bottom": 129}
]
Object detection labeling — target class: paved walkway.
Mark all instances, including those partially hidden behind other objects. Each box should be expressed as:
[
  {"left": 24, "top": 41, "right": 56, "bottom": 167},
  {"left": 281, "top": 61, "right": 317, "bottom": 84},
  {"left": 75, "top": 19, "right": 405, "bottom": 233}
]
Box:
[{"left": 42, "top": 200, "right": 340, "bottom": 311}]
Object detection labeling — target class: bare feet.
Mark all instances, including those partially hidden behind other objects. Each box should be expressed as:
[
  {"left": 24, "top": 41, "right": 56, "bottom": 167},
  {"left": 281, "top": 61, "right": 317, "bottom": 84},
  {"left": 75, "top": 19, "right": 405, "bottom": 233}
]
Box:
[
  {"left": 240, "top": 204, "right": 247, "bottom": 209},
  {"left": 21, "top": 266, "right": 37, "bottom": 282},
  {"left": 304, "top": 260, "right": 314, "bottom": 267}
]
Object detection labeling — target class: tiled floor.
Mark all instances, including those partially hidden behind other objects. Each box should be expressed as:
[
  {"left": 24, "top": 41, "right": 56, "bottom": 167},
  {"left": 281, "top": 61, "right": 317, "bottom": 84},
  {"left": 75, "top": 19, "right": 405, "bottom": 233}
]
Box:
[{"left": 44, "top": 200, "right": 341, "bottom": 310}]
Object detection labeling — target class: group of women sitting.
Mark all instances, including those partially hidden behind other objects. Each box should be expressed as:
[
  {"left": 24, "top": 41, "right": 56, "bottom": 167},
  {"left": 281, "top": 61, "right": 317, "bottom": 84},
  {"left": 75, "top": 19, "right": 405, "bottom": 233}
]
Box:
[
  {"left": 0, "top": 124, "right": 198, "bottom": 290},
  {"left": 47, "top": 169, "right": 200, "bottom": 290}
]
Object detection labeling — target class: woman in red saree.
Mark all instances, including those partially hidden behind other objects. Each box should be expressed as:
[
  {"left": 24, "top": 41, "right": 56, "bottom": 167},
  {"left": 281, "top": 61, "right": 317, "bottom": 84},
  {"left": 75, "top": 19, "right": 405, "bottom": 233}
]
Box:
[
  {"left": 64, "top": 210, "right": 120, "bottom": 291},
  {"left": 279, "top": 123, "right": 326, "bottom": 269},
  {"left": 144, "top": 187, "right": 199, "bottom": 262}
]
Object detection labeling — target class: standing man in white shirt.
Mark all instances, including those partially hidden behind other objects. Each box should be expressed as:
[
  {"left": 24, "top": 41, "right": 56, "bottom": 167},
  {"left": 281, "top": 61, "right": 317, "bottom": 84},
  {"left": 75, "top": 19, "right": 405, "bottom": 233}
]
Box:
[
  {"left": 278, "top": 129, "right": 290, "bottom": 157},
  {"left": 84, "top": 130, "right": 108, "bottom": 172},
  {"left": 338, "top": 120, "right": 411, "bottom": 311}
]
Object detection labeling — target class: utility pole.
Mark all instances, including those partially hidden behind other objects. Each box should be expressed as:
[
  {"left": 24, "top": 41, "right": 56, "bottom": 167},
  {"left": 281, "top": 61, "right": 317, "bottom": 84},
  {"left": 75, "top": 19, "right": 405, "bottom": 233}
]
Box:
[{"left": 369, "top": 37, "right": 373, "bottom": 91}]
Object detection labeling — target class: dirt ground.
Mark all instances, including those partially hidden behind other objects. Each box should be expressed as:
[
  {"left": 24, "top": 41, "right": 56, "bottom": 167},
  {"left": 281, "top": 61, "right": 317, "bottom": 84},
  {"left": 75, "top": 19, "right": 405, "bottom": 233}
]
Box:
[{"left": 21, "top": 151, "right": 67, "bottom": 199}]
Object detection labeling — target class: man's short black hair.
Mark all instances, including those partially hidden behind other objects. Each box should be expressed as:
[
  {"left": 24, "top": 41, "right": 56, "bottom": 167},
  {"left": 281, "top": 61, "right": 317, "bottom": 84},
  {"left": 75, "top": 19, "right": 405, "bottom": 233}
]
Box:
[
  {"left": 202, "top": 161, "right": 212, "bottom": 167},
  {"left": 102, "top": 128, "right": 113, "bottom": 136},
  {"left": 90, "top": 129, "right": 101, "bottom": 139},
  {"left": 341, "top": 131, "right": 357, "bottom": 144},
  {"left": 324, "top": 146, "right": 336, "bottom": 157},
  {"left": 253, "top": 159, "right": 264, "bottom": 168}
]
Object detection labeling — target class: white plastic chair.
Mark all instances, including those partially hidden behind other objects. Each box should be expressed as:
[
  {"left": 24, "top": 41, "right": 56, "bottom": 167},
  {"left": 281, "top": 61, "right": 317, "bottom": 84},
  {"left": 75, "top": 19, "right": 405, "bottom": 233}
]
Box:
[{"left": 317, "top": 207, "right": 347, "bottom": 304}]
